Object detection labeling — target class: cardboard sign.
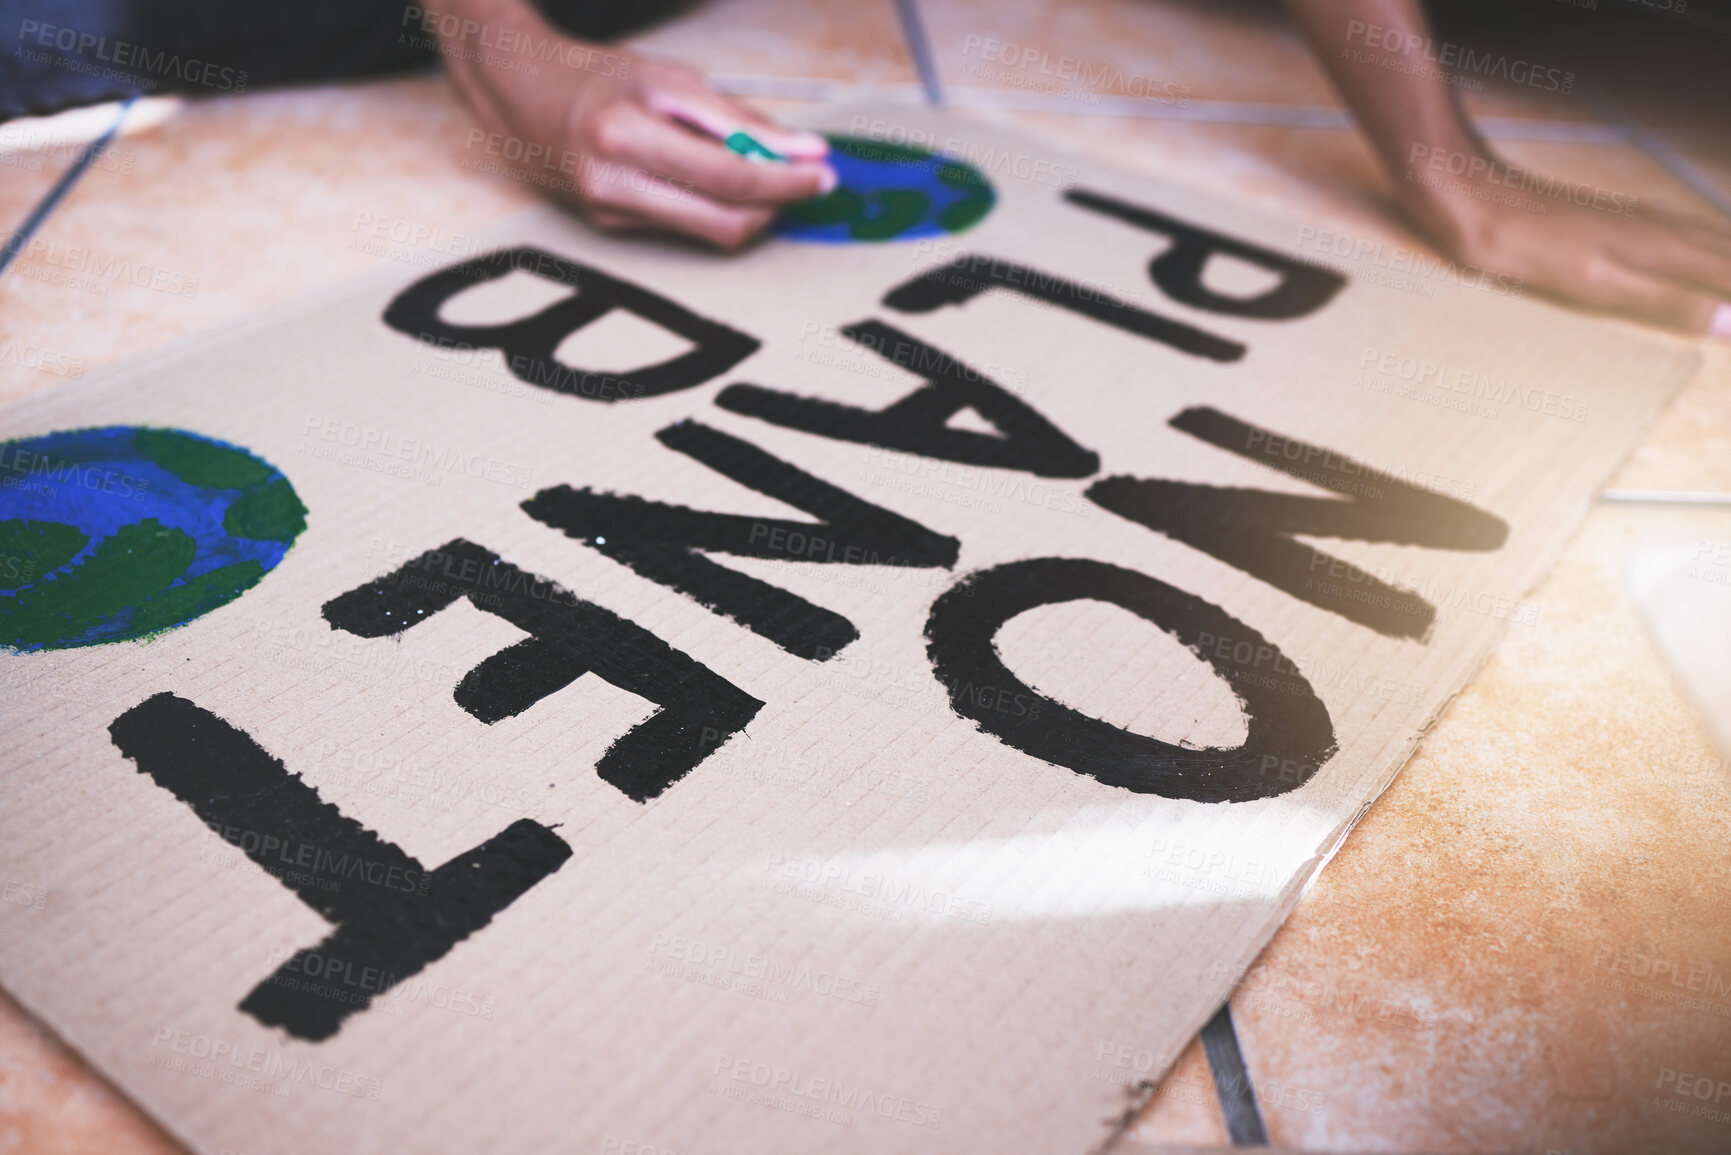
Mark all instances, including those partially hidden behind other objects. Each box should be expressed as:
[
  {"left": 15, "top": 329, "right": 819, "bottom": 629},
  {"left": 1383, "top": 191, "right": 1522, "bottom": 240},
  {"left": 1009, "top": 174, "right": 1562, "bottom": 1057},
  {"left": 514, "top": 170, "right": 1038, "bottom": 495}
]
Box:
[{"left": 0, "top": 108, "right": 1695, "bottom": 1154}]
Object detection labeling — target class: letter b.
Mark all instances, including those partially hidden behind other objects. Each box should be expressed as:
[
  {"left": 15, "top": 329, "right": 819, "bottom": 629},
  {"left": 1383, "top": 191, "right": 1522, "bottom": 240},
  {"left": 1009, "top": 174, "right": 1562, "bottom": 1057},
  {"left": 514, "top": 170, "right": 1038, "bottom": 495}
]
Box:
[{"left": 382, "top": 247, "right": 760, "bottom": 401}]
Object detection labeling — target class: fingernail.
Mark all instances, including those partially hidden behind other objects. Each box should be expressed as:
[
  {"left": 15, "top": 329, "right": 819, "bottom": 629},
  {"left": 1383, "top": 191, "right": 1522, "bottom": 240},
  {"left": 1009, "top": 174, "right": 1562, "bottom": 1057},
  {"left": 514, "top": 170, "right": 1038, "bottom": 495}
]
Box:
[
  {"left": 1712, "top": 302, "right": 1731, "bottom": 340},
  {"left": 817, "top": 165, "right": 838, "bottom": 195},
  {"left": 786, "top": 130, "right": 829, "bottom": 157}
]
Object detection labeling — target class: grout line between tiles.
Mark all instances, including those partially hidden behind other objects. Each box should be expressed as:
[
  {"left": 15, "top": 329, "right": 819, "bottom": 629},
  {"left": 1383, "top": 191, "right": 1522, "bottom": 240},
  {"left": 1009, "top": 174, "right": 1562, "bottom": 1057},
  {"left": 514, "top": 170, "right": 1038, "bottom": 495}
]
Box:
[
  {"left": 1200, "top": 1002, "right": 1269, "bottom": 1146},
  {"left": 1586, "top": 93, "right": 1731, "bottom": 222},
  {"left": 0, "top": 98, "right": 132, "bottom": 279},
  {"left": 708, "top": 75, "right": 1677, "bottom": 145},
  {"left": 891, "top": 0, "right": 944, "bottom": 107}
]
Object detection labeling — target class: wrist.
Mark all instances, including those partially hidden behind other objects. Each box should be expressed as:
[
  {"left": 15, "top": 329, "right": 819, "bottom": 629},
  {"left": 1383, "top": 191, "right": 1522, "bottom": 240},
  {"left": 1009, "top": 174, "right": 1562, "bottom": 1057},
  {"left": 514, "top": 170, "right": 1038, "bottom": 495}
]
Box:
[
  {"left": 433, "top": 0, "right": 614, "bottom": 101},
  {"left": 1391, "top": 143, "right": 1508, "bottom": 252}
]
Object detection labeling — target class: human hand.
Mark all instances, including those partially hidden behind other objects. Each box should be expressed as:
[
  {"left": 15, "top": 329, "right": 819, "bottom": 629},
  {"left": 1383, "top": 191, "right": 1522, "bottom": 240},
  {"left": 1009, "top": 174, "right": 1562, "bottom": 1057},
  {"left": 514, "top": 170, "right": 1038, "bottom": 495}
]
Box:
[
  {"left": 1283, "top": 0, "right": 1731, "bottom": 337},
  {"left": 437, "top": 0, "right": 834, "bottom": 249},
  {"left": 1402, "top": 152, "right": 1731, "bottom": 337}
]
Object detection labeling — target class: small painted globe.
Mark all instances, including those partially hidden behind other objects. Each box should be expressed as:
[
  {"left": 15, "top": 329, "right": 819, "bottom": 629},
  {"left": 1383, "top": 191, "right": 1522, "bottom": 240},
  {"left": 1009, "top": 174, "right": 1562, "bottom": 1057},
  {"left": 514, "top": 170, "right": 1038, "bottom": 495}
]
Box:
[{"left": 0, "top": 426, "right": 306, "bottom": 652}]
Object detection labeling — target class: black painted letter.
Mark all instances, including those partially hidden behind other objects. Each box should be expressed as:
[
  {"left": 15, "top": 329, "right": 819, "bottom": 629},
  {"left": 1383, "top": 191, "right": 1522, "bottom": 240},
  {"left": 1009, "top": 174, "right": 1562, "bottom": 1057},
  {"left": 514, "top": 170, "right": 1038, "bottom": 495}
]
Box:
[
  {"left": 110, "top": 692, "right": 571, "bottom": 1041},
  {"left": 717, "top": 319, "right": 1099, "bottom": 477},
  {"left": 1066, "top": 188, "right": 1346, "bottom": 320},
  {"left": 322, "top": 540, "right": 762, "bottom": 801},
  {"left": 925, "top": 559, "right": 1336, "bottom": 802},
  {"left": 882, "top": 255, "right": 1243, "bottom": 362},
  {"left": 521, "top": 421, "right": 958, "bottom": 661},
  {"left": 382, "top": 247, "right": 759, "bottom": 401},
  {"left": 1087, "top": 407, "right": 1508, "bottom": 639}
]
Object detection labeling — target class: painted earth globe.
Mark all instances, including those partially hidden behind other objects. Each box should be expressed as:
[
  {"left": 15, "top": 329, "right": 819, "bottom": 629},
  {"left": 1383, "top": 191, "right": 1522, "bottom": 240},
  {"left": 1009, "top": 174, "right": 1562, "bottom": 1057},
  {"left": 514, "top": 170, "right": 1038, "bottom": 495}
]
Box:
[{"left": 0, "top": 426, "right": 305, "bottom": 652}]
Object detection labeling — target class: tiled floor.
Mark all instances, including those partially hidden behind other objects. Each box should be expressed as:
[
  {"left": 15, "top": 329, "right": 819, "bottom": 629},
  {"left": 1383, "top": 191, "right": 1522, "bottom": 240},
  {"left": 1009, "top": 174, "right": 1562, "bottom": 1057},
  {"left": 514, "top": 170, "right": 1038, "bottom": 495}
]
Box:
[{"left": 3, "top": 1, "right": 1728, "bottom": 1152}]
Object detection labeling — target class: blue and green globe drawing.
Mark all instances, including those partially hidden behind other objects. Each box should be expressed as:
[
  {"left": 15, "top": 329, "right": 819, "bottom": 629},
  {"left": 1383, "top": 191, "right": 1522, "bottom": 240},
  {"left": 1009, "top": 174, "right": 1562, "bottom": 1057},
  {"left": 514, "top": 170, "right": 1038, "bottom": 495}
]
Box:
[
  {"left": 774, "top": 135, "right": 997, "bottom": 243},
  {"left": 0, "top": 426, "right": 305, "bottom": 652}
]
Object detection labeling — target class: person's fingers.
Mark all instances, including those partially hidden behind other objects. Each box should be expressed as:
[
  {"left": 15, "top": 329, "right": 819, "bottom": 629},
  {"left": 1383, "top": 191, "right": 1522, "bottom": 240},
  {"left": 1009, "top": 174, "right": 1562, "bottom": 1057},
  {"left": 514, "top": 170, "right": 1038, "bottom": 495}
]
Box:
[
  {"left": 644, "top": 84, "right": 828, "bottom": 162},
  {"left": 586, "top": 207, "right": 645, "bottom": 234},
  {"left": 577, "top": 159, "right": 778, "bottom": 249},
  {"left": 583, "top": 99, "right": 831, "bottom": 206},
  {"left": 1642, "top": 251, "right": 1731, "bottom": 302},
  {"left": 1572, "top": 256, "right": 1727, "bottom": 333},
  {"left": 650, "top": 193, "right": 778, "bottom": 250},
  {"left": 727, "top": 104, "right": 830, "bottom": 161},
  {"left": 1655, "top": 215, "right": 1731, "bottom": 261},
  {"left": 690, "top": 86, "right": 829, "bottom": 159},
  {"left": 598, "top": 103, "right": 833, "bottom": 206},
  {"left": 1703, "top": 303, "right": 1731, "bottom": 339},
  {"left": 1615, "top": 226, "right": 1731, "bottom": 300},
  {"left": 1711, "top": 302, "right": 1731, "bottom": 340}
]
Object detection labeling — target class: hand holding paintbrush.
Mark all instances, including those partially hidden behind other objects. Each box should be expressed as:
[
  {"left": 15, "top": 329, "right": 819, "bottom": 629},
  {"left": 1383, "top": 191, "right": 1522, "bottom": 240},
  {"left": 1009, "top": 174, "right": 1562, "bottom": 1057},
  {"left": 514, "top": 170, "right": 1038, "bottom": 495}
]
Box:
[{"left": 435, "top": 0, "right": 835, "bottom": 249}]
